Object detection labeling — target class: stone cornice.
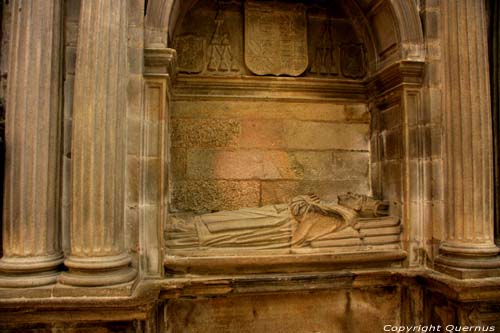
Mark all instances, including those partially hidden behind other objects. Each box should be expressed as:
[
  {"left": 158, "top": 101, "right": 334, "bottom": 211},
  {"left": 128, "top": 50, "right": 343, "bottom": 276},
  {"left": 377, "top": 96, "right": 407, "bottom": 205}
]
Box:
[
  {"left": 171, "top": 61, "right": 424, "bottom": 103},
  {"left": 173, "top": 75, "right": 368, "bottom": 102},
  {"left": 368, "top": 60, "right": 425, "bottom": 98}
]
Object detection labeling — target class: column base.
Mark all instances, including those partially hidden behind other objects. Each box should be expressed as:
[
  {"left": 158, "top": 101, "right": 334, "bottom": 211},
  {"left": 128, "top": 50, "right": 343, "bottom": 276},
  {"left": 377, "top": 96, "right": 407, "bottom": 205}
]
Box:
[
  {"left": 0, "top": 254, "right": 64, "bottom": 287},
  {"left": 435, "top": 241, "right": 500, "bottom": 278},
  {"left": 58, "top": 253, "right": 137, "bottom": 287}
]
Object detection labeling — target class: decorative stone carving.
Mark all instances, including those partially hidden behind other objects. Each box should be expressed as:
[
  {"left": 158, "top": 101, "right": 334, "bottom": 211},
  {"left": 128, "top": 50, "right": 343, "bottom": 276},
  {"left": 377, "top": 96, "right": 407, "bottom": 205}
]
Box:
[
  {"left": 0, "top": 0, "right": 64, "bottom": 287},
  {"left": 175, "top": 35, "right": 205, "bottom": 74},
  {"left": 340, "top": 44, "right": 366, "bottom": 79},
  {"left": 166, "top": 194, "right": 400, "bottom": 253},
  {"left": 207, "top": 10, "right": 239, "bottom": 73},
  {"left": 338, "top": 192, "right": 390, "bottom": 217},
  {"left": 310, "top": 19, "right": 338, "bottom": 76},
  {"left": 244, "top": 1, "right": 308, "bottom": 76}
]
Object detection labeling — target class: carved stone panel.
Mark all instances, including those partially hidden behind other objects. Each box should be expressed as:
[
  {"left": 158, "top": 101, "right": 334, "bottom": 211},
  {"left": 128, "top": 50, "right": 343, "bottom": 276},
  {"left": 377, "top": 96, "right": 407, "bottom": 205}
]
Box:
[
  {"left": 340, "top": 43, "right": 366, "bottom": 79},
  {"left": 207, "top": 11, "right": 239, "bottom": 73},
  {"left": 175, "top": 35, "right": 205, "bottom": 74},
  {"left": 244, "top": 1, "right": 308, "bottom": 76},
  {"left": 310, "top": 20, "right": 339, "bottom": 76}
]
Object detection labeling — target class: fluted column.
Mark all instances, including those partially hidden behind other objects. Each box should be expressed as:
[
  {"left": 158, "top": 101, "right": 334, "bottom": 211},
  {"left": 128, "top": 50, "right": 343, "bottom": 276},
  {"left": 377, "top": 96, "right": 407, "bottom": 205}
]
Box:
[
  {"left": 0, "top": 0, "right": 64, "bottom": 287},
  {"left": 436, "top": 0, "right": 500, "bottom": 278},
  {"left": 58, "top": 0, "right": 136, "bottom": 286}
]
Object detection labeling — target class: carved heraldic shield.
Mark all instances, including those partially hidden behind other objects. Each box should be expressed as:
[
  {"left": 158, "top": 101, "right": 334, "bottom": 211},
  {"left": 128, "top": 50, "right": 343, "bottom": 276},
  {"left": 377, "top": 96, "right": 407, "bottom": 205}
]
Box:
[{"left": 244, "top": 1, "right": 308, "bottom": 76}]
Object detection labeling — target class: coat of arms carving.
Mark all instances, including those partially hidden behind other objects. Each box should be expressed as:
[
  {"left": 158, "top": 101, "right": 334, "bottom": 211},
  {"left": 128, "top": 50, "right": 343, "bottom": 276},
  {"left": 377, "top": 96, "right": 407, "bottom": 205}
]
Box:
[
  {"left": 340, "top": 43, "right": 366, "bottom": 79},
  {"left": 244, "top": 1, "right": 308, "bottom": 76},
  {"left": 174, "top": 35, "right": 205, "bottom": 74}
]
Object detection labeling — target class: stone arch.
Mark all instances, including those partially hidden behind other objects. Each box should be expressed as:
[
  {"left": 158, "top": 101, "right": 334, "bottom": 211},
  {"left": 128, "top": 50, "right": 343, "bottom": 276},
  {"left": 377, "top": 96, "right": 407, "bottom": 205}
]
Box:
[
  {"left": 142, "top": 0, "right": 428, "bottom": 271},
  {"left": 144, "top": 0, "right": 425, "bottom": 69}
]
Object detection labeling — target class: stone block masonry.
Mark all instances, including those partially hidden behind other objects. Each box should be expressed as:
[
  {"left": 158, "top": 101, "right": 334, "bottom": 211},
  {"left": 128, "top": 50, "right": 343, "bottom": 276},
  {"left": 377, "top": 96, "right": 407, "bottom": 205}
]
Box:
[{"left": 171, "top": 100, "right": 371, "bottom": 212}]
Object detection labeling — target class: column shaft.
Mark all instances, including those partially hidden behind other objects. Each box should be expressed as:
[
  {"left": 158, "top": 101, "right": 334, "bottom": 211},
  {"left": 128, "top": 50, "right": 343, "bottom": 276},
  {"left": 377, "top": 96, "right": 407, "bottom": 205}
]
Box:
[
  {"left": 0, "top": 0, "right": 64, "bottom": 287},
  {"left": 436, "top": 0, "right": 500, "bottom": 278},
  {"left": 58, "top": 0, "right": 136, "bottom": 286}
]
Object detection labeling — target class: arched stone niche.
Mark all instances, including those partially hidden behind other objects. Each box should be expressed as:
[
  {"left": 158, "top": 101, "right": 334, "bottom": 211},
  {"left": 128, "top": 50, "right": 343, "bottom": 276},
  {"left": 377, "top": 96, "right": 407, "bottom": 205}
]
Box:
[
  {"left": 145, "top": 0, "right": 425, "bottom": 68},
  {"left": 141, "top": 0, "right": 427, "bottom": 276}
]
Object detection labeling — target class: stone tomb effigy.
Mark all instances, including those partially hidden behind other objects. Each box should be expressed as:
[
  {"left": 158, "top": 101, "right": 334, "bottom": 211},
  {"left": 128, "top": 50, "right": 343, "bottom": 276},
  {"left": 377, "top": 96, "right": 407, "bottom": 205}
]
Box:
[{"left": 164, "top": 194, "right": 405, "bottom": 274}]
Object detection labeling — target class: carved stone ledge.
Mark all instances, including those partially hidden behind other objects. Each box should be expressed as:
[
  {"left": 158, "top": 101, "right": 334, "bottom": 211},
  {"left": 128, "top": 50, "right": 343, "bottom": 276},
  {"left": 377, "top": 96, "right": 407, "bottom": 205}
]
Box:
[
  {"left": 164, "top": 250, "right": 407, "bottom": 275},
  {"left": 1, "top": 270, "right": 500, "bottom": 326},
  {"left": 173, "top": 75, "right": 368, "bottom": 102}
]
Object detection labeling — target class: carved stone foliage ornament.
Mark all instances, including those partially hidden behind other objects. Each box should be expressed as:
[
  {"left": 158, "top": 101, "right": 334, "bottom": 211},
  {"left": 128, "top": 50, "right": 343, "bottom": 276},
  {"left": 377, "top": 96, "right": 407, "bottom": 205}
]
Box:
[
  {"left": 340, "top": 43, "right": 366, "bottom": 79},
  {"left": 175, "top": 35, "right": 205, "bottom": 74},
  {"left": 244, "top": 1, "right": 308, "bottom": 76},
  {"left": 166, "top": 193, "right": 401, "bottom": 254}
]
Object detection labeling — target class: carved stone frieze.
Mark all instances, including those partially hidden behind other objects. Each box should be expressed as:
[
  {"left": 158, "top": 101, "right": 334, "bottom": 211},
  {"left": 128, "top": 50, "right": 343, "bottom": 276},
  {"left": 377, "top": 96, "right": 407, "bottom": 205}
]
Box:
[{"left": 244, "top": 1, "right": 308, "bottom": 76}]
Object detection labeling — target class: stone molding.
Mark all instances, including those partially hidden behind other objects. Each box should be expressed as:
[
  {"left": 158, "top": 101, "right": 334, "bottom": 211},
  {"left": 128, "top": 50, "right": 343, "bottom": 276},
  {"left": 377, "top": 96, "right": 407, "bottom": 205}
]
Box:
[
  {"left": 164, "top": 251, "right": 407, "bottom": 275},
  {"left": 173, "top": 75, "right": 368, "bottom": 102},
  {"left": 1, "top": 270, "right": 500, "bottom": 325},
  {"left": 368, "top": 60, "right": 425, "bottom": 98}
]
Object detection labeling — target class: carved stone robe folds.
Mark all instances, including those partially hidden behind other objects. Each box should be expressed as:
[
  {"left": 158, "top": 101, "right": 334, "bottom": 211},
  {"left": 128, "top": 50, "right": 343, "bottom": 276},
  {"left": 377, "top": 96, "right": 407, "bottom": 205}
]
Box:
[{"left": 166, "top": 195, "right": 360, "bottom": 250}]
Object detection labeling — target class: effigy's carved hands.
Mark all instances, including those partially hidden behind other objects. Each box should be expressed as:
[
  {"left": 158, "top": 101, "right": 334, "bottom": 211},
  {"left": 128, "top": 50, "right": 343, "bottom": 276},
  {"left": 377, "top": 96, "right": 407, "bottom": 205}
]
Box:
[{"left": 289, "top": 194, "right": 357, "bottom": 247}]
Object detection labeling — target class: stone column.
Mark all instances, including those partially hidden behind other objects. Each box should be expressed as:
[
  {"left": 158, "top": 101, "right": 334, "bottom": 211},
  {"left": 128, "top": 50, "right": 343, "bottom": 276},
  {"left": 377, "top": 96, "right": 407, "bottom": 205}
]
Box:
[
  {"left": 435, "top": 0, "right": 500, "bottom": 278},
  {"left": 489, "top": 0, "right": 500, "bottom": 246},
  {"left": 58, "top": 0, "right": 136, "bottom": 286},
  {"left": 0, "top": 0, "right": 64, "bottom": 287}
]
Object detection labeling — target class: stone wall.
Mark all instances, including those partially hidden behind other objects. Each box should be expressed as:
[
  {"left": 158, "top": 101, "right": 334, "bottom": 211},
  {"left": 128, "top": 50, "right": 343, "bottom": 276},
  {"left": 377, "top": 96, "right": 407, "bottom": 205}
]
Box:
[
  {"left": 163, "top": 287, "right": 401, "bottom": 332},
  {"left": 171, "top": 100, "right": 371, "bottom": 212},
  {"left": 169, "top": 0, "right": 373, "bottom": 213}
]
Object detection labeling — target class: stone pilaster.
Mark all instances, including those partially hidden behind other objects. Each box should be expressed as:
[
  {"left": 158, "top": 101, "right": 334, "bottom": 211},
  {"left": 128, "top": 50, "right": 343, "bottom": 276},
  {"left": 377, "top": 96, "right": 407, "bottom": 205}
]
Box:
[
  {"left": 58, "top": 0, "right": 136, "bottom": 286},
  {"left": 0, "top": 0, "right": 64, "bottom": 287},
  {"left": 143, "top": 48, "right": 176, "bottom": 276},
  {"left": 436, "top": 0, "right": 500, "bottom": 278}
]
